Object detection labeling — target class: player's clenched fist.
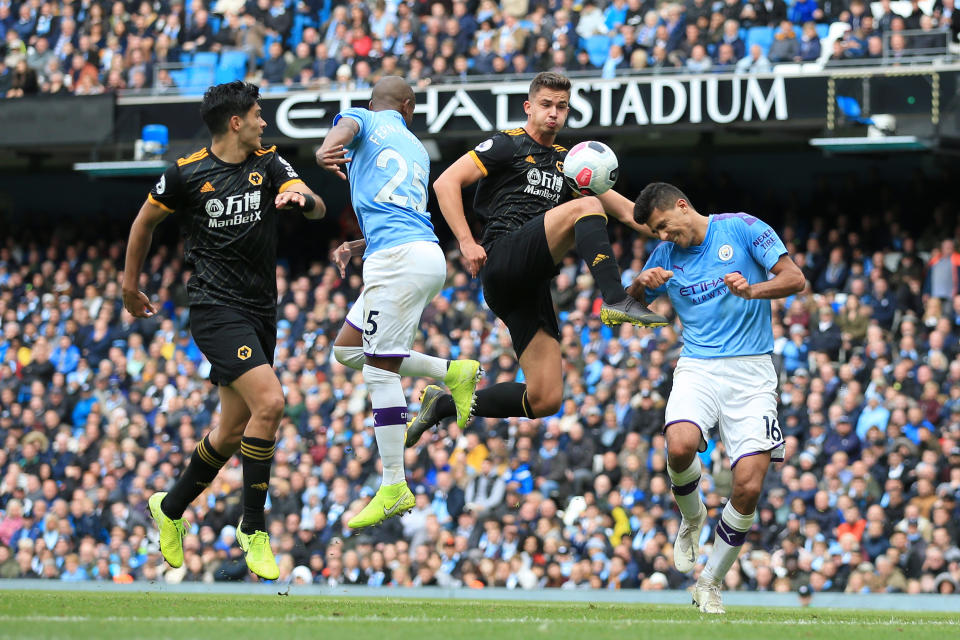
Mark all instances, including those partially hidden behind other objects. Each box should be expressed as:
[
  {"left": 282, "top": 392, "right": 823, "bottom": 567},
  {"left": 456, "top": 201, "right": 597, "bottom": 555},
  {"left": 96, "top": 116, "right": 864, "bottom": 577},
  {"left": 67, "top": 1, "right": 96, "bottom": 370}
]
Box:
[
  {"left": 724, "top": 272, "right": 752, "bottom": 299},
  {"left": 628, "top": 267, "right": 674, "bottom": 299}
]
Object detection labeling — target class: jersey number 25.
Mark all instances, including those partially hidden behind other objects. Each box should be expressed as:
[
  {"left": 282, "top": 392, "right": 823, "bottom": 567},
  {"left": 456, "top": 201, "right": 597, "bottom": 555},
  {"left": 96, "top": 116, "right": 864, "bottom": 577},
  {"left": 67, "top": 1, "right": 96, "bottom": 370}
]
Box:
[{"left": 373, "top": 149, "right": 427, "bottom": 212}]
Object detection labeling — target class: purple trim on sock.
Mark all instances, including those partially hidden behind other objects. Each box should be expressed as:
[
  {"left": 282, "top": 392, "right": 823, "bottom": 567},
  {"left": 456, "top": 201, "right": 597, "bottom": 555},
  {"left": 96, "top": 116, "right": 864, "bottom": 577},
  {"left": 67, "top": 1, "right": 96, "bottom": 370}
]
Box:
[
  {"left": 672, "top": 478, "right": 700, "bottom": 496},
  {"left": 716, "top": 518, "right": 748, "bottom": 546},
  {"left": 345, "top": 317, "right": 361, "bottom": 331},
  {"left": 373, "top": 406, "right": 407, "bottom": 427},
  {"left": 731, "top": 443, "right": 783, "bottom": 469},
  {"left": 364, "top": 351, "right": 410, "bottom": 358}
]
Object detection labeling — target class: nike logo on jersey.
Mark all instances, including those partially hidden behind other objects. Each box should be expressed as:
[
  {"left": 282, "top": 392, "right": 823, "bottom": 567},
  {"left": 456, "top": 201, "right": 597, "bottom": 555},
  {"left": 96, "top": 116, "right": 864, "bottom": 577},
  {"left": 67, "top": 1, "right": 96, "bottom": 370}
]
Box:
[
  {"left": 200, "top": 181, "right": 215, "bottom": 193},
  {"left": 673, "top": 265, "right": 685, "bottom": 273},
  {"left": 525, "top": 155, "right": 536, "bottom": 164},
  {"left": 592, "top": 254, "right": 610, "bottom": 267},
  {"left": 382, "top": 496, "right": 407, "bottom": 517}
]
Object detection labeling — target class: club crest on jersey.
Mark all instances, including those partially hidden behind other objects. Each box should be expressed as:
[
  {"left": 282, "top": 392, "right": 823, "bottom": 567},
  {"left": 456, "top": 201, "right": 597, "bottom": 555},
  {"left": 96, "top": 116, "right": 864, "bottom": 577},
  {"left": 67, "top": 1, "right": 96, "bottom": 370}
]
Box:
[
  {"left": 248, "top": 171, "right": 263, "bottom": 186},
  {"left": 718, "top": 244, "right": 734, "bottom": 261},
  {"left": 205, "top": 199, "right": 224, "bottom": 218},
  {"left": 556, "top": 160, "right": 564, "bottom": 173}
]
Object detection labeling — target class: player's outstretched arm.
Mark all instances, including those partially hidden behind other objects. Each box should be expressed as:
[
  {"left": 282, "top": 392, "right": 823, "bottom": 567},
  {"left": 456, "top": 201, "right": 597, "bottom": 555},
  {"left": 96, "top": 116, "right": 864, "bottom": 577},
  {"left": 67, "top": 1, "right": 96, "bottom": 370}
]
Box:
[
  {"left": 276, "top": 184, "right": 326, "bottom": 220},
  {"left": 434, "top": 154, "right": 486, "bottom": 277},
  {"left": 598, "top": 189, "right": 655, "bottom": 238},
  {"left": 725, "top": 254, "right": 806, "bottom": 300},
  {"left": 315, "top": 119, "right": 360, "bottom": 181},
  {"left": 122, "top": 200, "right": 170, "bottom": 318}
]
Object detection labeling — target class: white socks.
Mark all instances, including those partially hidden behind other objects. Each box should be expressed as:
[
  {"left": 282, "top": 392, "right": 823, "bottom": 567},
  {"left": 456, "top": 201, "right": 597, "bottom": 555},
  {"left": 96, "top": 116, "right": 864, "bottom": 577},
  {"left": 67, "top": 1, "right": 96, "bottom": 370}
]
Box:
[
  {"left": 335, "top": 345, "right": 447, "bottom": 380},
  {"left": 701, "top": 502, "right": 755, "bottom": 585},
  {"left": 668, "top": 457, "right": 705, "bottom": 521},
  {"left": 363, "top": 364, "right": 407, "bottom": 485}
]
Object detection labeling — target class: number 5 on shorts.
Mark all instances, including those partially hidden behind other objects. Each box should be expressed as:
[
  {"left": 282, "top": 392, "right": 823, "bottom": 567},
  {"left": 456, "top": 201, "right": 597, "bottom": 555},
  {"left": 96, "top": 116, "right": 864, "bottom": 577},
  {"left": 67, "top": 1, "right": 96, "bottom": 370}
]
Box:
[
  {"left": 365, "top": 310, "right": 380, "bottom": 336},
  {"left": 763, "top": 416, "right": 782, "bottom": 442}
]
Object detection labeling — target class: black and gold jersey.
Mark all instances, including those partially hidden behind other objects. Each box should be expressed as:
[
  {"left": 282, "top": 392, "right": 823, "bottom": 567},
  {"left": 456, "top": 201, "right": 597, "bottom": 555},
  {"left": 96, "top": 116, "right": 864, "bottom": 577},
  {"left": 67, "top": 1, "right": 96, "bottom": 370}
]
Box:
[
  {"left": 148, "top": 145, "right": 304, "bottom": 316},
  {"left": 468, "top": 128, "right": 578, "bottom": 251}
]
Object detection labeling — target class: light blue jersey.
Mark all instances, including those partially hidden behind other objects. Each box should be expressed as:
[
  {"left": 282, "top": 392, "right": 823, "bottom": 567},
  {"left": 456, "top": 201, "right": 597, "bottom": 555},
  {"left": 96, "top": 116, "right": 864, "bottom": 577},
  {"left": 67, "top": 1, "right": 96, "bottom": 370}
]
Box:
[
  {"left": 334, "top": 108, "right": 437, "bottom": 258},
  {"left": 644, "top": 213, "right": 787, "bottom": 358}
]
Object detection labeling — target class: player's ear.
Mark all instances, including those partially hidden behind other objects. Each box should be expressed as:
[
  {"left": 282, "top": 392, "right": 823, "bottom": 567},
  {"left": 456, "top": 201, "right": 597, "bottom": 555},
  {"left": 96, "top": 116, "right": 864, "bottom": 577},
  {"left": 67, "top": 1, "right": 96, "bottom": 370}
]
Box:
[{"left": 523, "top": 100, "right": 532, "bottom": 116}]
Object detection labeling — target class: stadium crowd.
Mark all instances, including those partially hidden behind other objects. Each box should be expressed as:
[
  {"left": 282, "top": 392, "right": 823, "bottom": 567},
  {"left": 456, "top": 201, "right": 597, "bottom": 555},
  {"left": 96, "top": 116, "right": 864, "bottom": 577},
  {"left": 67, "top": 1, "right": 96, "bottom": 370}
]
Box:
[
  {"left": 0, "top": 0, "right": 957, "bottom": 98},
  {"left": 0, "top": 169, "right": 960, "bottom": 595}
]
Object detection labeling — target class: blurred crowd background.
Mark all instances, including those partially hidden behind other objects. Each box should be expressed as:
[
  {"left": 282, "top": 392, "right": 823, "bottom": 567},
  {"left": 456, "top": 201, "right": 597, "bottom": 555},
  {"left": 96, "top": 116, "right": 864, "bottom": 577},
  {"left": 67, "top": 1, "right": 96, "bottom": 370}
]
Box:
[
  {"left": 1, "top": 0, "right": 957, "bottom": 97},
  {"left": 0, "top": 165, "right": 959, "bottom": 594}
]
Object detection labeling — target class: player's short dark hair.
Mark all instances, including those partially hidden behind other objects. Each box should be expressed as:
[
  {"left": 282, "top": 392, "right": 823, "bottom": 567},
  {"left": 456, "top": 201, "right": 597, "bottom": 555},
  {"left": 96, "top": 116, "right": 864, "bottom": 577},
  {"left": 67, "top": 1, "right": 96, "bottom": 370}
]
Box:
[
  {"left": 200, "top": 81, "right": 261, "bottom": 136},
  {"left": 633, "top": 182, "right": 692, "bottom": 225},
  {"left": 528, "top": 72, "right": 571, "bottom": 99}
]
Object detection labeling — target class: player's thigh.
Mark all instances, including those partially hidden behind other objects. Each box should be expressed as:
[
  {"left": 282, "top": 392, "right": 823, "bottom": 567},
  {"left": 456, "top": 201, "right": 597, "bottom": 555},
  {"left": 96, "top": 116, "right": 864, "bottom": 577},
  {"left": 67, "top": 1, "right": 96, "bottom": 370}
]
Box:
[
  {"left": 495, "top": 277, "right": 560, "bottom": 360},
  {"left": 664, "top": 357, "right": 722, "bottom": 453},
  {"left": 361, "top": 241, "right": 445, "bottom": 357},
  {"left": 338, "top": 290, "right": 365, "bottom": 346},
  {"left": 518, "top": 329, "right": 563, "bottom": 415},
  {"left": 542, "top": 196, "right": 603, "bottom": 262},
  {"left": 718, "top": 355, "right": 783, "bottom": 469},
  {"left": 189, "top": 304, "right": 272, "bottom": 388}
]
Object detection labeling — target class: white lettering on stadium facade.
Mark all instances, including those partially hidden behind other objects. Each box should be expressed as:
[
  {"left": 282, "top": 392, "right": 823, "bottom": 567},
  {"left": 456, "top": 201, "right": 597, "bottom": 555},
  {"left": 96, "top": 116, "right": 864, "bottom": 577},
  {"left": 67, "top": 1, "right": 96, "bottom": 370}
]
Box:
[{"left": 274, "top": 77, "right": 788, "bottom": 139}]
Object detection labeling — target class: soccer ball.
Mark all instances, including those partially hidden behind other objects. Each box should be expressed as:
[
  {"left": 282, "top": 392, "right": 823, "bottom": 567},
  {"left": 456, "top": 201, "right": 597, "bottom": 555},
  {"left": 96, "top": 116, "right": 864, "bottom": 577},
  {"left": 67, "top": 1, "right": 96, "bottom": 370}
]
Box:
[{"left": 563, "top": 141, "right": 619, "bottom": 196}]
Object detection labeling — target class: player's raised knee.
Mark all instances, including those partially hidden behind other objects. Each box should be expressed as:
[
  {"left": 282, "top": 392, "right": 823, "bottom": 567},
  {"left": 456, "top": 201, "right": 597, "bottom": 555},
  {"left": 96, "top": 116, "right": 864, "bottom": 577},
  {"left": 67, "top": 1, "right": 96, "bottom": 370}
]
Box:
[
  {"left": 665, "top": 423, "right": 702, "bottom": 462},
  {"left": 528, "top": 388, "right": 562, "bottom": 417},
  {"left": 573, "top": 195, "right": 604, "bottom": 218}
]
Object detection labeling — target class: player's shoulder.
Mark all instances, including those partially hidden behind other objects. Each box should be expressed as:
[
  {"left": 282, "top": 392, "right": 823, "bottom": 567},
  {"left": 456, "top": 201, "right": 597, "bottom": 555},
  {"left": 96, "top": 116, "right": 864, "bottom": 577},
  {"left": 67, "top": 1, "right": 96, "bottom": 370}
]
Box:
[
  {"left": 711, "top": 212, "right": 763, "bottom": 228},
  {"left": 253, "top": 145, "right": 278, "bottom": 157},
  {"left": 176, "top": 147, "right": 209, "bottom": 167},
  {"left": 551, "top": 143, "right": 568, "bottom": 154}
]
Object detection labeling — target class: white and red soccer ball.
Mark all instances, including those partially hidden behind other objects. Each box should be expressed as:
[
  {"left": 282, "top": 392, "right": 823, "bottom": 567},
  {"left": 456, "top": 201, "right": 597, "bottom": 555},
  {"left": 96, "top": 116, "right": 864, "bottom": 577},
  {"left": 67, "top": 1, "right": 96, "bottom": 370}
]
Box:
[{"left": 563, "top": 141, "right": 619, "bottom": 196}]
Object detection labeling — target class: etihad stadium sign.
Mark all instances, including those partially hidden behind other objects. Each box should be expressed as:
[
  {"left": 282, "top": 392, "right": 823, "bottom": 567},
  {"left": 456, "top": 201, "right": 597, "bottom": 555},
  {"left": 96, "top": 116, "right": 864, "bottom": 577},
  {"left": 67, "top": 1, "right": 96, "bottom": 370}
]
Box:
[
  {"left": 272, "top": 75, "right": 794, "bottom": 138},
  {"left": 113, "top": 67, "right": 951, "bottom": 144}
]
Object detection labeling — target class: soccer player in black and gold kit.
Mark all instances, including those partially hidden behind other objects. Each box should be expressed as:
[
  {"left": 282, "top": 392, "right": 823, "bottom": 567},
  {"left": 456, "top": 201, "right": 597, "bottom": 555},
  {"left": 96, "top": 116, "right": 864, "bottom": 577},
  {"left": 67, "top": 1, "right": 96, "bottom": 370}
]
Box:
[
  {"left": 406, "top": 72, "right": 665, "bottom": 437},
  {"left": 121, "top": 81, "right": 325, "bottom": 580}
]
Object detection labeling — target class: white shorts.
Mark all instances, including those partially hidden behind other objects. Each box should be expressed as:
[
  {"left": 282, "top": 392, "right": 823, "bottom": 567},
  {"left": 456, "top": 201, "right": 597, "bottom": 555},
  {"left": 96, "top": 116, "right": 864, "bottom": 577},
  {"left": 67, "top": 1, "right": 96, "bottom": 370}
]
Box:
[
  {"left": 664, "top": 354, "right": 784, "bottom": 467},
  {"left": 345, "top": 241, "right": 445, "bottom": 357}
]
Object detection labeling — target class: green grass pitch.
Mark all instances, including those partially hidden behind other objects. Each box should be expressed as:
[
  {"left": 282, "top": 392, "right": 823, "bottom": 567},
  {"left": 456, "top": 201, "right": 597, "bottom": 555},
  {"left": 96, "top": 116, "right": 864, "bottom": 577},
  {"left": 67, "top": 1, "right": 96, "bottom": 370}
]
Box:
[{"left": 0, "top": 591, "right": 956, "bottom": 640}]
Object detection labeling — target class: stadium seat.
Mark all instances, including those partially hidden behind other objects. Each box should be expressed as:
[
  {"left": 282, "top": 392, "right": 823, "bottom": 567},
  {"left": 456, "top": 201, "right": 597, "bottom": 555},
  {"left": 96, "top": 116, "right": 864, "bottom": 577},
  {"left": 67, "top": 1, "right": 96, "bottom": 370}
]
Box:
[
  {"left": 816, "top": 24, "right": 830, "bottom": 40},
  {"left": 585, "top": 35, "right": 612, "bottom": 68},
  {"left": 214, "top": 66, "right": 244, "bottom": 84},
  {"left": 219, "top": 50, "right": 248, "bottom": 73},
  {"left": 168, "top": 69, "right": 190, "bottom": 89},
  {"left": 179, "top": 51, "right": 192, "bottom": 64},
  {"left": 188, "top": 65, "right": 216, "bottom": 92},
  {"left": 193, "top": 51, "right": 219, "bottom": 70},
  {"left": 747, "top": 26, "right": 775, "bottom": 55},
  {"left": 836, "top": 95, "right": 875, "bottom": 125},
  {"left": 141, "top": 124, "right": 169, "bottom": 156}
]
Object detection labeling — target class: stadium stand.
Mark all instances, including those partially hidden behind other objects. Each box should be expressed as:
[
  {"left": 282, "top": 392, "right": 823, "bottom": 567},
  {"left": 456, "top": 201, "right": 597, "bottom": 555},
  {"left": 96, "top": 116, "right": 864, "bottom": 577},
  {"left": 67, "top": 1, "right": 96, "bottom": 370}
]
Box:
[{"left": 0, "top": 0, "right": 957, "bottom": 98}]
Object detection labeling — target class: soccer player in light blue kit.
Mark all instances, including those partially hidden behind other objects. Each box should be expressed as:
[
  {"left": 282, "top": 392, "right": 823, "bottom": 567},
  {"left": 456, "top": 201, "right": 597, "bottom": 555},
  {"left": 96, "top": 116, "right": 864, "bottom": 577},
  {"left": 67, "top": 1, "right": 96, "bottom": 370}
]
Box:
[
  {"left": 630, "top": 183, "right": 806, "bottom": 614},
  {"left": 315, "top": 77, "right": 479, "bottom": 528}
]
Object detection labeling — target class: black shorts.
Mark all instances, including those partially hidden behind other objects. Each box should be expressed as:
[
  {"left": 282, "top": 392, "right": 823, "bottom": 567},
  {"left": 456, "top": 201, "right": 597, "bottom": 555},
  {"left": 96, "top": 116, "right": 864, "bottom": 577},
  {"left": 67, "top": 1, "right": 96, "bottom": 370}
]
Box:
[
  {"left": 481, "top": 214, "right": 560, "bottom": 358},
  {"left": 189, "top": 304, "right": 276, "bottom": 386}
]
